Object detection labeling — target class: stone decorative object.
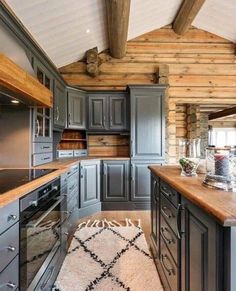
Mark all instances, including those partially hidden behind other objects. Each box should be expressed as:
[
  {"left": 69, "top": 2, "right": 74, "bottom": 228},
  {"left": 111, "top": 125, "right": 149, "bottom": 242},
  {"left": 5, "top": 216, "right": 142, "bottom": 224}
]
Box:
[
  {"left": 178, "top": 138, "right": 201, "bottom": 176},
  {"left": 203, "top": 147, "right": 236, "bottom": 192}
]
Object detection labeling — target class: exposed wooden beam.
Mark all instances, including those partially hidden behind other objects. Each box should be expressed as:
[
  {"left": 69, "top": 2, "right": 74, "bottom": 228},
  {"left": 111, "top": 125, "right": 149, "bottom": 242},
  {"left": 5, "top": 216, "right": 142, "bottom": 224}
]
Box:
[
  {"left": 105, "top": 0, "right": 131, "bottom": 58},
  {"left": 209, "top": 106, "right": 236, "bottom": 120},
  {"left": 173, "top": 0, "right": 206, "bottom": 35}
]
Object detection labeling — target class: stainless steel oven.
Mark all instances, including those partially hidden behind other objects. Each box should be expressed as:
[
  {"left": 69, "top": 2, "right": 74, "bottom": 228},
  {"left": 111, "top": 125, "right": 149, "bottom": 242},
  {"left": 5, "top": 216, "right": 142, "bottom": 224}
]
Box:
[{"left": 20, "top": 177, "right": 66, "bottom": 291}]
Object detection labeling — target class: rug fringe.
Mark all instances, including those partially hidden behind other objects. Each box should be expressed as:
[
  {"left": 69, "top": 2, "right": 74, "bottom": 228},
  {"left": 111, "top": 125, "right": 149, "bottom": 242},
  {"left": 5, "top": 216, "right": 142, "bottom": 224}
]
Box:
[{"left": 77, "top": 218, "right": 142, "bottom": 229}]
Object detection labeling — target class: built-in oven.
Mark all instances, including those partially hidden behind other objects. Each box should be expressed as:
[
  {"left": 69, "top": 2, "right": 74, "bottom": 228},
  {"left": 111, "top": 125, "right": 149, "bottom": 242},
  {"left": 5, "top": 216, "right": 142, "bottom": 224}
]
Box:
[{"left": 20, "top": 177, "right": 66, "bottom": 291}]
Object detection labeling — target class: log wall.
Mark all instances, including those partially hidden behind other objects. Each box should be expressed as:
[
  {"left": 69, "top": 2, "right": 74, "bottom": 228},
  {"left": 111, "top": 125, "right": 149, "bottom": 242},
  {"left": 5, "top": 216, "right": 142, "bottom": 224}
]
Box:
[{"left": 59, "top": 26, "right": 236, "bottom": 162}]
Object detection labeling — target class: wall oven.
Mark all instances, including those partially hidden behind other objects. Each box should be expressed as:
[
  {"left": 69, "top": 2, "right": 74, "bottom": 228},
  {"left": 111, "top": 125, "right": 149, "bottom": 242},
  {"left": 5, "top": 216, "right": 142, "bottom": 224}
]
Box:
[{"left": 20, "top": 177, "right": 66, "bottom": 291}]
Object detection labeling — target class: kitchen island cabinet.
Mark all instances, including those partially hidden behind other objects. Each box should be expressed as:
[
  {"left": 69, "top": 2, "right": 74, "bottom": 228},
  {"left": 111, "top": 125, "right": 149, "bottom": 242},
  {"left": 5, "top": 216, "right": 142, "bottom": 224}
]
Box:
[{"left": 149, "top": 166, "right": 236, "bottom": 291}]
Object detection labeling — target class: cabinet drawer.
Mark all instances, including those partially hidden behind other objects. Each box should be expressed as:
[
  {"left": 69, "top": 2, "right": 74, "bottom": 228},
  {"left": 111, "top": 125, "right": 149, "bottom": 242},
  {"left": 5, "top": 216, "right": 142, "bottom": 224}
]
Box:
[
  {"left": 0, "top": 223, "right": 19, "bottom": 273},
  {"left": 161, "top": 194, "right": 177, "bottom": 235},
  {"left": 57, "top": 150, "right": 74, "bottom": 158},
  {"left": 160, "top": 180, "right": 178, "bottom": 207},
  {"left": 0, "top": 200, "right": 19, "bottom": 235},
  {"left": 0, "top": 255, "right": 18, "bottom": 290},
  {"left": 160, "top": 214, "right": 179, "bottom": 266},
  {"left": 74, "top": 150, "right": 87, "bottom": 157},
  {"left": 32, "top": 142, "right": 53, "bottom": 154},
  {"left": 160, "top": 237, "right": 178, "bottom": 291},
  {"left": 67, "top": 164, "right": 79, "bottom": 177},
  {"left": 68, "top": 190, "right": 78, "bottom": 213},
  {"left": 33, "top": 153, "right": 53, "bottom": 166},
  {"left": 67, "top": 176, "right": 79, "bottom": 196},
  {"left": 35, "top": 248, "right": 61, "bottom": 291}
]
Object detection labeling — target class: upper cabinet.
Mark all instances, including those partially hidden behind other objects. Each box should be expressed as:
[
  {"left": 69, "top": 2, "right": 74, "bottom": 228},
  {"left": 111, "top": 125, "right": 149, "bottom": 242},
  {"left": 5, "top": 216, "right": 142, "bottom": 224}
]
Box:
[
  {"left": 88, "top": 92, "right": 129, "bottom": 132},
  {"left": 54, "top": 80, "right": 66, "bottom": 130},
  {"left": 67, "top": 88, "right": 86, "bottom": 129},
  {"left": 129, "top": 85, "right": 165, "bottom": 160}
]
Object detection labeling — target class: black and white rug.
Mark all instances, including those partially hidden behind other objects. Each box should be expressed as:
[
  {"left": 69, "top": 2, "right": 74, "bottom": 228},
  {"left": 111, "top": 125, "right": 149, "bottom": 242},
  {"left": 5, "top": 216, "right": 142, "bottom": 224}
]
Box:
[{"left": 54, "top": 219, "right": 163, "bottom": 291}]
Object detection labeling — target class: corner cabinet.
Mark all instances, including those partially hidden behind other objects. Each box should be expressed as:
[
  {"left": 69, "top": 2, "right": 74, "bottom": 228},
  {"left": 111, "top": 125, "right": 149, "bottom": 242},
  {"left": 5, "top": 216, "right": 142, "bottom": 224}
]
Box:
[
  {"left": 129, "top": 85, "right": 165, "bottom": 160},
  {"left": 87, "top": 92, "right": 128, "bottom": 131},
  {"left": 67, "top": 88, "right": 87, "bottom": 129},
  {"left": 54, "top": 80, "right": 66, "bottom": 130}
]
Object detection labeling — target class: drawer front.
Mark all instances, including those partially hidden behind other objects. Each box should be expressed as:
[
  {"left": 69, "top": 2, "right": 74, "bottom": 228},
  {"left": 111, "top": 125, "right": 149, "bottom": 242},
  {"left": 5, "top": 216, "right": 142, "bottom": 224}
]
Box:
[
  {"left": 0, "top": 255, "right": 19, "bottom": 290},
  {"left": 160, "top": 214, "right": 179, "bottom": 265},
  {"left": 68, "top": 190, "right": 78, "bottom": 213},
  {"left": 160, "top": 180, "right": 178, "bottom": 207},
  {"left": 67, "top": 165, "right": 79, "bottom": 177},
  {"left": 161, "top": 194, "right": 177, "bottom": 235},
  {"left": 67, "top": 208, "right": 78, "bottom": 236},
  {"left": 0, "top": 200, "right": 19, "bottom": 235},
  {"left": 160, "top": 237, "right": 178, "bottom": 291},
  {"left": 74, "top": 150, "right": 87, "bottom": 157},
  {"left": 32, "top": 153, "right": 53, "bottom": 166},
  {"left": 67, "top": 176, "right": 79, "bottom": 196},
  {"left": 57, "top": 150, "right": 74, "bottom": 158},
  {"left": 0, "top": 223, "right": 19, "bottom": 273},
  {"left": 35, "top": 249, "right": 61, "bottom": 291},
  {"left": 32, "top": 142, "right": 53, "bottom": 154}
]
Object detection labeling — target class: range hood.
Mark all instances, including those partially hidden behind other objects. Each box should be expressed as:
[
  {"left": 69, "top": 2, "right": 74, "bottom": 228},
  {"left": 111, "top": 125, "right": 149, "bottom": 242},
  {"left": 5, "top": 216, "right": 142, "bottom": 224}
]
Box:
[{"left": 0, "top": 25, "right": 53, "bottom": 107}]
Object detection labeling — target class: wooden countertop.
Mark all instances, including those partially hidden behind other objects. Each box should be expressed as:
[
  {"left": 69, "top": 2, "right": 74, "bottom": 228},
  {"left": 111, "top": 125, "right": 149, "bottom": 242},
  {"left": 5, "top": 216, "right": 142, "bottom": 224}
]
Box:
[
  {"left": 0, "top": 157, "right": 130, "bottom": 208},
  {"left": 149, "top": 165, "right": 236, "bottom": 227}
]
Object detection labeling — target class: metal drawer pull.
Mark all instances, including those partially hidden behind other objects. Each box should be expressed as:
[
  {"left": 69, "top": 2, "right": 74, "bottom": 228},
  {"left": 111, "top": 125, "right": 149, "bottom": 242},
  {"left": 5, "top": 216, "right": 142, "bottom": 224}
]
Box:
[
  {"left": 8, "top": 214, "right": 17, "bottom": 221},
  {"left": 64, "top": 232, "right": 69, "bottom": 236},
  {"left": 40, "top": 266, "right": 54, "bottom": 290},
  {"left": 41, "top": 146, "right": 50, "bottom": 149},
  {"left": 161, "top": 227, "right": 175, "bottom": 244},
  {"left": 0, "top": 282, "right": 16, "bottom": 289},
  {"left": 161, "top": 254, "right": 175, "bottom": 276},
  {"left": 177, "top": 204, "right": 185, "bottom": 239},
  {"left": 161, "top": 206, "right": 173, "bottom": 219},
  {"left": 161, "top": 187, "right": 171, "bottom": 197},
  {"left": 7, "top": 246, "right": 16, "bottom": 252}
]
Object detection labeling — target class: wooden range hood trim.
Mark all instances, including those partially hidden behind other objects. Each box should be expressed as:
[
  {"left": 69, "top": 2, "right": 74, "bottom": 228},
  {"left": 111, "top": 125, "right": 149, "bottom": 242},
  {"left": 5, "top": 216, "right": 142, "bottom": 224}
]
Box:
[{"left": 0, "top": 53, "right": 53, "bottom": 107}]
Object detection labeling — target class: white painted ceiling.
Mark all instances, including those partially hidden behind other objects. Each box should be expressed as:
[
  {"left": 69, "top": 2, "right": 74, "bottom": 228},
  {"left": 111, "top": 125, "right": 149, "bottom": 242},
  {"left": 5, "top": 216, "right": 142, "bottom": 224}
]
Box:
[{"left": 5, "top": 0, "right": 236, "bottom": 68}]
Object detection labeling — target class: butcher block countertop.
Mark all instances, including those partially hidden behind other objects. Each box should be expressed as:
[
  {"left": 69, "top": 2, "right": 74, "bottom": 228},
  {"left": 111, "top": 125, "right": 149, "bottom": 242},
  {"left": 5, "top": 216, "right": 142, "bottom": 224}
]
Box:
[
  {"left": 149, "top": 165, "right": 236, "bottom": 227},
  {"left": 0, "top": 157, "right": 130, "bottom": 208}
]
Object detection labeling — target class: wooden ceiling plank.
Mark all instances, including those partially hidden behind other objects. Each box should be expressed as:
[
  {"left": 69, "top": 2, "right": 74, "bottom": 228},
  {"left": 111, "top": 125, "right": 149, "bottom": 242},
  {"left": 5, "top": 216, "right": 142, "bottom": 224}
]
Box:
[
  {"left": 105, "top": 0, "right": 131, "bottom": 58},
  {"left": 173, "top": 0, "right": 206, "bottom": 35}
]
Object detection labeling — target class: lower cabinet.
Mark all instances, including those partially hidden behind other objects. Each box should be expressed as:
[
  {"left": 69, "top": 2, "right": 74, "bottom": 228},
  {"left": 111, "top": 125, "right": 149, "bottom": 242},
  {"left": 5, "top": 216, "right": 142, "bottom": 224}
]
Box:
[
  {"left": 102, "top": 160, "right": 129, "bottom": 202},
  {"left": 131, "top": 161, "right": 161, "bottom": 202},
  {"left": 151, "top": 175, "right": 159, "bottom": 254},
  {"left": 80, "top": 160, "right": 100, "bottom": 208}
]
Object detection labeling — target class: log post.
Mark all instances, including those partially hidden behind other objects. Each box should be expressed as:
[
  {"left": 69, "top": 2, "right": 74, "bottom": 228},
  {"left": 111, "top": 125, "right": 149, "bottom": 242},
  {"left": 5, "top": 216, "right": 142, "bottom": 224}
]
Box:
[{"left": 105, "top": 0, "right": 131, "bottom": 58}]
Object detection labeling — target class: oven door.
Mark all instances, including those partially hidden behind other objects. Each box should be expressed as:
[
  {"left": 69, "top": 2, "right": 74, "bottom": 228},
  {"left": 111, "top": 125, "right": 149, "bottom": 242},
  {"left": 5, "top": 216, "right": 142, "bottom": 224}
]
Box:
[{"left": 20, "top": 191, "right": 66, "bottom": 291}]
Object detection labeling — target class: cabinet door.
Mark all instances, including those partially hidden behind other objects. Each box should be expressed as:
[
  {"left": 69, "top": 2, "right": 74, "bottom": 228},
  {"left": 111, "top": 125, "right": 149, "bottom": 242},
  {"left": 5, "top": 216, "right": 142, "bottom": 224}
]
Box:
[
  {"left": 131, "top": 161, "right": 161, "bottom": 202},
  {"left": 109, "top": 94, "right": 127, "bottom": 130},
  {"left": 181, "top": 197, "right": 221, "bottom": 291},
  {"left": 102, "top": 160, "right": 129, "bottom": 202},
  {"left": 54, "top": 80, "right": 66, "bottom": 129},
  {"left": 68, "top": 90, "right": 86, "bottom": 129},
  {"left": 130, "top": 86, "right": 165, "bottom": 160},
  {"left": 80, "top": 160, "right": 100, "bottom": 208},
  {"left": 151, "top": 175, "right": 159, "bottom": 251},
  {"left": 88, "top": 95, "right": 107, "bottom": 130}
]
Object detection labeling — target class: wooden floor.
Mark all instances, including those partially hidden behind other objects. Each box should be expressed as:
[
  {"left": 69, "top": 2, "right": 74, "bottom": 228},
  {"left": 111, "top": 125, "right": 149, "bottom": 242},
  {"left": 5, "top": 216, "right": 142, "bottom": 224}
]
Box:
[{"left": 78, "top": 210, "right": 151, "bottom": 246}]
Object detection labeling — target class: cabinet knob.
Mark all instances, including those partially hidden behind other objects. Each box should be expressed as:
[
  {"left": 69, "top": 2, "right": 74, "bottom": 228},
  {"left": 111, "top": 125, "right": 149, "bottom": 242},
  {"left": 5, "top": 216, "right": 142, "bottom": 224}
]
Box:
[
  {"left": 7, "top": 246, "right": 16, "bottom": 252},
  {"left": 64, "top": 232, "right": 69, "bottom": 236},
  {"left": 8, "top": 214, "right": 17, "bottom": 221},
  {"left": 7, "top": 282, "right": 16, "bottom": 289}
]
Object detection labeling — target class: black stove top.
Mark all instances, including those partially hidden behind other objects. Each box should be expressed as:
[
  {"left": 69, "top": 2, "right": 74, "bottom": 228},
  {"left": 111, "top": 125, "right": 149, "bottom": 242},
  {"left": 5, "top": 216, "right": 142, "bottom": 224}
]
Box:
[{"left": 0, "top": 169, "right": 57, "bottom": 194}]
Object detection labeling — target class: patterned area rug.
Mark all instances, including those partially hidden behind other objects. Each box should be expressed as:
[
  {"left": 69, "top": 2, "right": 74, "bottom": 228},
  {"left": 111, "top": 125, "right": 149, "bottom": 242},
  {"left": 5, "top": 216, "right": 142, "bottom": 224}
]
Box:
[{"left": 54, "top": 219, "right": 163, "bottom": 291}]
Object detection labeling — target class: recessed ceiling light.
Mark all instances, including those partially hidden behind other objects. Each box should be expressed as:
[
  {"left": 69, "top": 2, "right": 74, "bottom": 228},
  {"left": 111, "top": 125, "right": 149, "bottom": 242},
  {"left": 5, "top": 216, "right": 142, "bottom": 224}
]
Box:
[
  {"left": 86, "top": 29, "right": 90, "bottom": 34},
  {"left": 11, "top": 99, "right": 20, "bottom": 104}
]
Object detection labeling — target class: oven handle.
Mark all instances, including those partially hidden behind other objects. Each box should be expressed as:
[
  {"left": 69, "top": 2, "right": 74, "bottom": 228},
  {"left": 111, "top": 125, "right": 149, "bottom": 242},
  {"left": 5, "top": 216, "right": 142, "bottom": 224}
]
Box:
[{"left": 28, "top": 196, "right": 65, "bottom": 228}]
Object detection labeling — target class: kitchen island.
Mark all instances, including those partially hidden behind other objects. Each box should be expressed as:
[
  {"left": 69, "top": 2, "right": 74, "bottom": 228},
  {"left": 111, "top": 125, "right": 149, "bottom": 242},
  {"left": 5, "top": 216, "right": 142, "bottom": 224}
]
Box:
[{"left": 149, "top": 165, "right": 236, "bottom": 291}]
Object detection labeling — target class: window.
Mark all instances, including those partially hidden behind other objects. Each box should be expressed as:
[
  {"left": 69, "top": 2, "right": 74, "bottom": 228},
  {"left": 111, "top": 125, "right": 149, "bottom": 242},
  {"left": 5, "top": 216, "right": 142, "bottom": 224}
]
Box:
[{"left": 211, "top": 128, "right": 236, "bottom": 147}]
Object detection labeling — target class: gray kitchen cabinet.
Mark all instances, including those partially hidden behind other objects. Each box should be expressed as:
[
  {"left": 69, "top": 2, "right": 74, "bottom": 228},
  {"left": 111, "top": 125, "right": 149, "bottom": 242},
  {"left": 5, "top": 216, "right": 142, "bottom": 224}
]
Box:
[
  {"left": 129, "top": 85, "right": 165, "bottom": 160},
  {"left": 151, "top": 175, "right": 159, "bottom": 253},
  {"left": 102, "top": 160, "right": 129, "bottom": 202},
  {"left": 67, "top": 88, "right": 86, "bottom": 129},
  {"left": 88, "top": 94, "right": 107, "bottom": 130},
  {"left": 88, "top": 92, "right": 128, "bottom": 131},
  {"left": 80, "top": 160, "right": 100, "bottom": 208},
  {"left": 54, "top": 80, "right": 66, "bottom": 130},
  {"left": 131, "top": 161, "right": 161, "bottom": 202}
]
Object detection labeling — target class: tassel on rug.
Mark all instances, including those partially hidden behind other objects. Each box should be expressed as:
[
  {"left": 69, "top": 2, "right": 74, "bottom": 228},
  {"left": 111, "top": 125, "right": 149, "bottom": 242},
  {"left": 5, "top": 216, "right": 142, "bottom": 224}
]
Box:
[{"left": 77, "top": 218, "right": 141, "bottom": 229}]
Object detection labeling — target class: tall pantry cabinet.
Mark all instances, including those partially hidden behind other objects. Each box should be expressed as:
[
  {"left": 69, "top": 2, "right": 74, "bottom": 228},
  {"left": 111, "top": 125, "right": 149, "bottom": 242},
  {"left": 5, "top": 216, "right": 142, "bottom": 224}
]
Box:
[{"left": 129, "top": 85, "right": 166, "bottom": 204}]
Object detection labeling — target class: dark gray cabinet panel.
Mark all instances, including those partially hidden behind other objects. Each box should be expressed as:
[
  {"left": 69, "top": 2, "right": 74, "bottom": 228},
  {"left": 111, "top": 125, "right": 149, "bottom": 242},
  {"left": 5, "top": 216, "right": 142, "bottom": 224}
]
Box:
[
  {"left": 88, "top": 95, "right": 107, "bottom": 130},
  {"left": 54, "top": 80, "right": 66, "bottom": 129},
  {"left": 80, "top": 160, "right": 100, "bottom": 208},
  {"left": 131, "top": 161, "right": 161, "bottom": 202},
  {"left": 151, "top": 175, "right": 159, "bottom": 250},
  {"left": 130, "top": 86, "right": 165, "bottom": 160},
  {"left": 68, "top": 89, "right": 86, "bottom": 129},
  {"left": 109, "top": 95, "right": 127, "bottom": 130},
  {"left": 181, "top": 197, "right": 220, "bottom": 291},
  {"left": 102, "top": 160, "right": 129, "bottom": 202}
]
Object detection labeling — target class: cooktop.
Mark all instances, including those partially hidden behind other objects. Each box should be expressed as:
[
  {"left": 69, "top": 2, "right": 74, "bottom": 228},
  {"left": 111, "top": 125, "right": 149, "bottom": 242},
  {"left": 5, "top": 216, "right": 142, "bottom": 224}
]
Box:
[{"left": 0, "top": 169, "right": 57, "bottom": 195}]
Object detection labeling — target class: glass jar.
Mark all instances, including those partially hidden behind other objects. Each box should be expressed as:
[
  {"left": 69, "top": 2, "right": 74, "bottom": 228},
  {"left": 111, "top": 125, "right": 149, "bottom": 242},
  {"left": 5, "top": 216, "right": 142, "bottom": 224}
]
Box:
[
  {"left": 178, "top": 138, "right": 201, "bottom": 176},
  {"left": 203, "top": 147, "right": 236, "bottom": 191}
]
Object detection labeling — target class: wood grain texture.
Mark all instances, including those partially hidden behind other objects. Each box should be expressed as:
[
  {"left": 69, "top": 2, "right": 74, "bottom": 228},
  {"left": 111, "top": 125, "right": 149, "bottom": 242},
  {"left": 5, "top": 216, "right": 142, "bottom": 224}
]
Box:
[
  {"left": 0, "top": 53, "right": 53, "bottom": 107},
  {"left": 173, "top": 0, "right": 206, "bottom": 35},
  {"left": 149, "top": 165, "right": 236, "bottom": 226}
]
